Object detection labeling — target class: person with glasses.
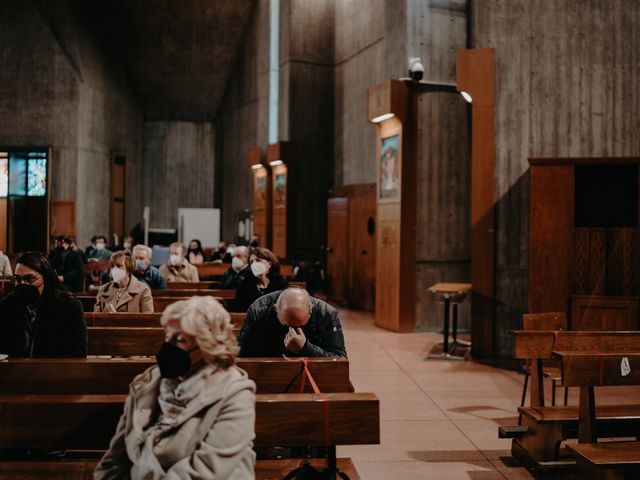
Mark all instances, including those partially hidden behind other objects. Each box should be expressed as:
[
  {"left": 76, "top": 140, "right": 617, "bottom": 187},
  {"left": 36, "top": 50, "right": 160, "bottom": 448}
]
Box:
[
  {"left": 0, "top": 252, "right": 87, "bottom": 358},
  {"left": 94, "top": 250, "right": 154, "bottom": 313}
]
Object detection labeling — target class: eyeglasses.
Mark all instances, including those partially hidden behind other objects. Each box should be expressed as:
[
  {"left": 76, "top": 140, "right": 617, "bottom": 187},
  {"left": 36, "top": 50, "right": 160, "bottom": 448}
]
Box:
[{"left": 14, "top": 274, "right": 43, "bottom": 285}]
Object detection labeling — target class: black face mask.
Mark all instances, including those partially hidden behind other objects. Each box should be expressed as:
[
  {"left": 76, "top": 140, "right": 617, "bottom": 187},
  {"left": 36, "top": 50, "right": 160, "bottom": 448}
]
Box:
[
  {"left": 14, "top": 284, "right": 41, "bottom": 306},
  {"left": 156, "top": 342, "right": 198, "bottom": 378}
]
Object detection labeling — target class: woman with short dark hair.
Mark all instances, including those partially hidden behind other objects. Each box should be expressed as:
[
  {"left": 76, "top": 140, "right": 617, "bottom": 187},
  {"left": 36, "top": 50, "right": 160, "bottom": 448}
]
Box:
[
  {"left": 0, "top": 252, "right": 87, "bottom": 358},
  {"left": 94, "top": 250, "right": 153, "bottom": 313},
  {"left": 233, "top": 247, "right": 287, "bottom": 312}
]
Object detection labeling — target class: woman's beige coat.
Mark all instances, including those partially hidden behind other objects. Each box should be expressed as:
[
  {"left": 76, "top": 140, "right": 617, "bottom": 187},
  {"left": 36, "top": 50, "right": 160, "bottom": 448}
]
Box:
[
  {"left": 94, "top": 364, "right": 256, "bottom": 479},
  {"left": 94, "top": 275, "right": 154, "bottom": 313}
]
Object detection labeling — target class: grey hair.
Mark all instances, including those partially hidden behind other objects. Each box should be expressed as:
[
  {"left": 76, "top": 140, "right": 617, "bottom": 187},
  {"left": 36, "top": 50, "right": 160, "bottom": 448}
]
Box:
[
  {"left": 275, "top": 287, "right": 313, "bottom": 313},
  {"left": 132, "top": 244, "right": 153, "bottom": 259}
]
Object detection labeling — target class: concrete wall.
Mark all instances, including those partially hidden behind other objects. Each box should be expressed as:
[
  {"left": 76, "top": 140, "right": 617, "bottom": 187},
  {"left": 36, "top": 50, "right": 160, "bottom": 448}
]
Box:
[
  {"left": 142, "top": 122, "right": 215, "bottom": 230},
  {"left": 334, "top": 0, "right": 470, "bottom": 330},
  {"left": 474, "top": 0, "right": 640, "bottom": 356},
  {"left": 0, "top": 0, "right": 143, "bottom": 247}
]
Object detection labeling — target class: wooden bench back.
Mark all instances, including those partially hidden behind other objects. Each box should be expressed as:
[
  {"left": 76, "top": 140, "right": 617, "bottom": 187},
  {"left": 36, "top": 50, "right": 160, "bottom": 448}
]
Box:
[
  {"left": 150, "top": 289, "right": 235, "bottom": 299},
  {"left": 558, "top": 352, "right": 640, "bottom": 388},
  {"left": 84, "top": 312, "right": 245, "bottom": 328},
  {"left": 77, "top": 296, "right": 228, "bottom": 313},
  {"left": 522, "top": 312, "right": 567, "bottom": 331},
  {"left": 0, "top": 392, "right": 379, "bottom": 449},
  {"left": 87, "top": 327, "right": 166, "bottom": 356},
  {"left": 513, "top": 331, "right": 640, "bottom": 359},
  {"left": 167, "top": 281, "right": 220, "bottom": 289},
  {"left": 197, "top": 263, "right": 295, "bottom": 279},
  {"left": 0, "top": 357, "right": 350, "bottom": 394}
]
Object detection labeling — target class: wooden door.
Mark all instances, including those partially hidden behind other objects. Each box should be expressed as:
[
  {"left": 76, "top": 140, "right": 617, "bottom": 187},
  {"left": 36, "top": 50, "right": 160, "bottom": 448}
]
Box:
[
  {"left": 111, "top": 154, "right": 126, "bottom": 243},
  {"left": 326, "top": 197, "right": 349, "bottom": 303},
  {"left": 349, "top": 187, "right": 376, "bottom": 311}
]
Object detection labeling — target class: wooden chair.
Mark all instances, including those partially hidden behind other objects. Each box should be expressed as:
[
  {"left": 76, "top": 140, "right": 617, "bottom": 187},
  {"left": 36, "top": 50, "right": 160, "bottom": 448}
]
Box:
[{"left": 519, "top": 312, "right": 569, "bottom": 425}]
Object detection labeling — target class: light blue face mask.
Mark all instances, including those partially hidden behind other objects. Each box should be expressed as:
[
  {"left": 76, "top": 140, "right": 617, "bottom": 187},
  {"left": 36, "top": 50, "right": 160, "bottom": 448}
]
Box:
[{"left": 135, "top": 259, "right": 147, "bottom": 271}]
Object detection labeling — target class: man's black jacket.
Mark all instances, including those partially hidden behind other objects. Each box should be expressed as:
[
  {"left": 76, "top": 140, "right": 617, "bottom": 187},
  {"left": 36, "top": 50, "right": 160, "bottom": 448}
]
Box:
[
  {"left": 0, "top": 292, "right": 87, "bottom": 357},
  {"left": 238, "top": 290, "right": 347, "bottom": 358}
]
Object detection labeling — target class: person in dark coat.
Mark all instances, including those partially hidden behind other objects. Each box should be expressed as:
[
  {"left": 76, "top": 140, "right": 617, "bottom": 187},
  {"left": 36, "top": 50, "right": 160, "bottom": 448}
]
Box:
[
  {"left": 233, "top": 247, "right": 287, "bottom": 312},
  {"left": 0, "top": 252, "right": 87, "bottom": 358},
  {"left": 220, "top": 246, "right": 251, "bottom": 290},
  {"left": 48, "top": 235, "right": 66, "bottom": 272},
  {"left": 238, "top": 288, "right": 346, "bottom": 358},
  {"left": 57, "top": 237, "right": 85, "bottom": 292}
]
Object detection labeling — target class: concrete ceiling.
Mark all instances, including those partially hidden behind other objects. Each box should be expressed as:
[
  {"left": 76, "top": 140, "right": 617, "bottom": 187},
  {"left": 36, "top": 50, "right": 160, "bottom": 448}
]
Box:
[{"left": 82, "top": 0, "right": 256, "bottom": 121}]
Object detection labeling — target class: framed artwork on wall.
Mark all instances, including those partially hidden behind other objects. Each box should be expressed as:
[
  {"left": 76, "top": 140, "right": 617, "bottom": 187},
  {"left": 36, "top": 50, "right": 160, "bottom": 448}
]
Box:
[{"left": 379, "top": 134, "right": 400, "bottom": 200}]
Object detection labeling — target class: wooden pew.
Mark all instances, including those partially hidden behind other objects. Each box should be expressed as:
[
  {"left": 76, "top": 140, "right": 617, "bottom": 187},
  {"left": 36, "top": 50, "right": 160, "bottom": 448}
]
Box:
[
  {"left": 167, "top": 281, "right": 220, "bottom": 289},
  {"left": 150, "top": 288, "right": 235, "bottom": 299},
  {"left": 0, "top": 357, "right": 350, "bottom": 394},
  {"left": 0, "top": 393, "right": 378, "bottom": 479},
  {"left": 77, "top": 295, "right": 227, "bottom": 313},
  {"left": 509, "top": 330, "right": 640, "bottom": 473},
  {"left": 87, "top": 327, "right": 166, "bottom": 356},
  {"left": 84, "top": 312, "right": 245, "bottom": 328},
  {"left": 556, "top": 351, "right": 640, "bottom": 479},
  {"left": 197, "top": 262, "right": 295, "bottom": 279},
  {"left": 0, "top": 393, "right": 378, "bottom": 448}
]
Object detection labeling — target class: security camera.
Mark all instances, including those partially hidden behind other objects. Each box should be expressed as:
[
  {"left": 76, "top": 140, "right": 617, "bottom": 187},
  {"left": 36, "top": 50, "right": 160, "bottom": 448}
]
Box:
[{"left": 408, "top": 57, "right": 424, "bottom": 82}]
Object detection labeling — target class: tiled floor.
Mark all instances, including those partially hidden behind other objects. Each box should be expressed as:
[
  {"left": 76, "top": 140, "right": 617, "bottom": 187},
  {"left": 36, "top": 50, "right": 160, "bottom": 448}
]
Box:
[
  {"left": 336, "top": 308, "right": 534, "bottom": 479},
  {"left": 336, "top": 307, "right": 640, "bottom": 479}
]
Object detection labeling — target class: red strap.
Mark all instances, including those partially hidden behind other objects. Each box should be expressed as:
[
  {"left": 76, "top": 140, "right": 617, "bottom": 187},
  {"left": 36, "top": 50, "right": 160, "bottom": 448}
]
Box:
[
  {"left": 299, "top": 358, "right": 330, "bottom": 445},
  {"left": 92, "top": 311, "right": 96, "bottom": 327}
]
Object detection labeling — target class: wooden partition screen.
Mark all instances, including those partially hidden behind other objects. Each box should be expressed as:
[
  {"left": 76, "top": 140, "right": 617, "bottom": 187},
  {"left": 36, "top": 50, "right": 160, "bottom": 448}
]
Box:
[
  {"left": 456, "top": 49, "right": 496, "bottom": 357},
  {"left": 267, "top": 142, "right": 293, "bottom": 258},
  {"left": 529, "top": 157, "right": 640, "bottom": 331},
  {"left": 367, "top": 80, "right": 416, "bottom": 332},
  {"left": 249, "top": 147, "right": 271, "bottom": 249}
]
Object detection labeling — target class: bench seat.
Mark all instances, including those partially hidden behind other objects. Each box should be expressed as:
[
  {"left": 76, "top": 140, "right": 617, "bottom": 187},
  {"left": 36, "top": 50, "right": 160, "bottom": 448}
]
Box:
[
  {"left": 0, "top": 458, "right": 360, "bottom": 479},
  {"left": 519, "top": 404, "right": 640, "bottom": 424},
  {"left": 568, "top": 442, "right": 640, "bottom": 467}
]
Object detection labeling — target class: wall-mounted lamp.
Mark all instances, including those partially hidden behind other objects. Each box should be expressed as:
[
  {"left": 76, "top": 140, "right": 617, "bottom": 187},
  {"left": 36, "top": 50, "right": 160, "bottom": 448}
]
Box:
[
  {"left": 251, "top": 163, "right": 264, "bottom": 170},
  {"left": 371, "top": 113, "right": 395, "bottom": 124},
  {"left": 460, "top": 91, "right": 473, "bottom": 103},
  {"left": 269, "top": 159, "right": 284, "bottom": 167}
]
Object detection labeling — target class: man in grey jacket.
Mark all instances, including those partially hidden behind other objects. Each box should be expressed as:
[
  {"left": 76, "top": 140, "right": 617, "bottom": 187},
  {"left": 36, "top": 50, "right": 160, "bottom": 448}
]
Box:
[{"left": 238, "top": 288, "right": 347, "bottom": 358}]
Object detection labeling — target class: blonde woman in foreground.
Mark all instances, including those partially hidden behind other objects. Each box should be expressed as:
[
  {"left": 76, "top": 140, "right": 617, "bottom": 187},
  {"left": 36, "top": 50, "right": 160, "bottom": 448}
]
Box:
[{"left": 94, "top": 296, "right": 256, "bottom": 480}]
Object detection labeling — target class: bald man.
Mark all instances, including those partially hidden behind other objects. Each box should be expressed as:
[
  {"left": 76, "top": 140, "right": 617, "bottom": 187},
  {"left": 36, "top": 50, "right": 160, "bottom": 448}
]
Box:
[{"left": 238, "top": 288, "right": 347, "bottom": 358}]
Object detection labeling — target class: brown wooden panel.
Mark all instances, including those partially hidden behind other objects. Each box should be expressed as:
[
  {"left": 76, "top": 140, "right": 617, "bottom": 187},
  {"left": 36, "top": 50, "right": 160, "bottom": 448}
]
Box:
[
  {"left": 513, "top": 331, "right": 640, "bottom": 359},
  {"left": 50, "top": 200, "right": 76, "bottom": 237},
  {"left": 522, "top": 312, "right": 567, "bottom": 331},
  {"left": 571, "top": 295, "right": 639, "bottom": 331},
  {"left": 348, "top": 186, "right": 376, "bottom": 311},
  {"left": 557, "top": 352, "right": 640, "bottom": 387},
  {"left": 575, "top": 228, "right": 590, "bottom": 295},
  {"left": 589, "top": 228, "right": 606, "bottom": 295},
  {"left": 529, "top": 165, "right": 574, "bottom": 313},
  {"left": 166, "top": 281, "right": 220, "bottom": 289},
  {"left": 150, "top": 289, "right": 235, "bottom": 299},
  {"left": 0, "top": 357, "right": 349, "bottom": 395},
  {"left": 87, "top": 327, "right": 165, "bottom": 356},
  {"left": 568, "top": 442, "right": 640, "bottom": 467},
  {"left": 0, "top": 458, "right": 361, "bottom": 480},
  {"left": 326, "top": 197, "right": 349, "bottom": 303},
  {"left": 84, "top": 312, "right": 245, "bottom": 328},
  {"left": 0, "top": 198, "right": 6, "bottom": 254},
  {"left": 0, "top": 393, "right": 380, "bottom": 449}
]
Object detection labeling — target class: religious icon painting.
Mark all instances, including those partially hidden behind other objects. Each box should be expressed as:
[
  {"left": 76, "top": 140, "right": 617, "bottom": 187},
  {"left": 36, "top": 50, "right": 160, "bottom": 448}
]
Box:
[{"left": 379, "top": 135, "right": 400, "bottom": 200}]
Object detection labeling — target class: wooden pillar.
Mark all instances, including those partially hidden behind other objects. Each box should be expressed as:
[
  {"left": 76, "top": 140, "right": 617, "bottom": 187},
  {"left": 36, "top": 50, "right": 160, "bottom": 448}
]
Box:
[
  {"left": 367, "top": 80, "right": 416, "bottom": 332},
  {"left": 456, "top": 48, "right": 496, "bottom": 358},
  {"left": 249, "top": 147, "right": 272, "bottom": 249},
  {"left": 267, "top": 142, "right": 293, "bottom": 258}
]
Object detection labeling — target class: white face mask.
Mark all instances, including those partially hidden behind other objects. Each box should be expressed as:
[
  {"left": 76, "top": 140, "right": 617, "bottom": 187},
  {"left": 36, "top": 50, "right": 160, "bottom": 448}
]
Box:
[
  {"left": 250, "top": 260, "right": 268, "bottom": 277},
  {"left": 169, "top": 254, "right": 182, "bottom": 266},
  {"left": 232, "top": 256, "right": 246, "bottom": 272},
  {"left": 96, "top": 242, "right": 105, "bottom": 251},
  {"left": 111, "top": 267, "right": 127, "bottom": 284},
  {"left": 123, "top": 242, "right": 131, "bottom": 250}
]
